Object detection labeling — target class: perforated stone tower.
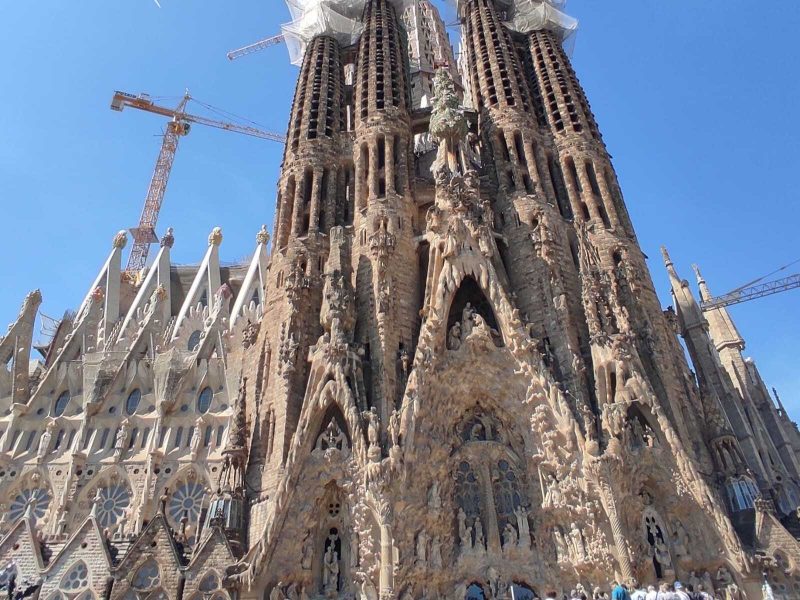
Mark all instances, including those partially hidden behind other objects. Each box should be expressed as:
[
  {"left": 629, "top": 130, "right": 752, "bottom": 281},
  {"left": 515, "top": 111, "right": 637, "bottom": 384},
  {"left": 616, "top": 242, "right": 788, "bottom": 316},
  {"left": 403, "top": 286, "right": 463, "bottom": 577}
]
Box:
[{"left": 2, "top": 1, "right": 800, "bottom": 600}]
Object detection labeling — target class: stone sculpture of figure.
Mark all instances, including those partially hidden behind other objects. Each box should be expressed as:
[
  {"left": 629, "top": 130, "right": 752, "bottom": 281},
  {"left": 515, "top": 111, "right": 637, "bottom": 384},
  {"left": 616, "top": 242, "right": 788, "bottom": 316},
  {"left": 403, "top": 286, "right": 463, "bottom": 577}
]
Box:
[
  {"left": 672, "top": 521, "right": 689, "bottom": 559},
  {"left": 367, "top": 407, "right": 380, "bottom": 447},
  {"left": 323, "top": 544, "right": 340, "bottom": 593},
  {"left": 190, "top": 417, "right": 203, "bottom": 457},
  {"left": 569, "top": 522, "right": 587, "bottom": 561},
  {"left": 474, "top": 517, "right": 485, "bottom": 552},
  {"left": 457, "top": 507, "right": 471, "bottom": 551},
  {"left": 654, "top": 537, "right": 672, "bottom": 572},
  {"left": 428, "top": 482, "right": 442, "bottom": 511},
  {"left": 301, "top": 530, "right": 313, "bottom": 570},
  {"left": 430, "top": 536, "right": 443, "bottom": 568},
  {"left": 716, "top": 567, "right": 734, "bottom": 587},
  {"left": 416, "top": 530, "right": 429, "bottom": 565},
  {"left": 37, "top": 422, "right": 54, "bottom": 460},
  {"left": 514, "top": 505, "right": 531, "bottom": 548},
  {"left": 114, "top": 419, "right": 129, "bottom": 452},
  {"left": 701, "top": 572, "right": 715, "bottom": 597},
  {"left": 488, "top": 567, "right": 507, "bottom": 600},
  {"left": 319, "top": 419, "right": 345, "bottom": 452},
  {"left": 502, "top": 523, "right": 518, "bottom": 548},
  {"left": 388, "top": 410, "right": 401, "bottom": 448},
  {"left": 462, "top": 303, "right": 476, "bottom": 335},
  {"left": 543, "top": 472, "right": 562, "bottom": 508},
  {"left": 553, "top": 528, "right": 568, "bottom": 562},
  {"left": 447, "top": 322, "right": 462, "bottom": 351}
]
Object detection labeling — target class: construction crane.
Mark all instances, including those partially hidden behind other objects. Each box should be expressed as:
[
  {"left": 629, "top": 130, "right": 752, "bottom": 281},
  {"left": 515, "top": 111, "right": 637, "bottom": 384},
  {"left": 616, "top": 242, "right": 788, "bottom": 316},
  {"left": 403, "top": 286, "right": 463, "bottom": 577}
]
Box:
[
  {"left": 698, "top": 259, "right": 800, "bottom": 311},
  {"left": 227, "top": 33, "right": 286, "bottom": 61},
  {"left": 111, "top": 90, "right": 286, "bottom": 272}
]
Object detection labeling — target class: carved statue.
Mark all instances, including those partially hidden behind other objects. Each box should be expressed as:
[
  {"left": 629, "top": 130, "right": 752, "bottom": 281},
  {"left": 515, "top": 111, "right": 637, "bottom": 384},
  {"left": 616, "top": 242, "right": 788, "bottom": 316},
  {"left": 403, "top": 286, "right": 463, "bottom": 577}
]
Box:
[
  {"left": 458, "top": 507, "right": 471, "bottom": 551},
  {"left": 37, "top": 422, "right": 54, "bottom": 460},
  {"left": 474, "top": 517, "right": 485, "bottom": 552},
  {"left": 462, "top": 303, "right": 476, "bottom": 336},
  {"left": 430, "top": 535, "right": 443, "bottom": 568},
  {"left": 189, "top": 417, "right": 203, "bottom": 457},
  {"left": 323, "top": 544, "right": 340, "bottom": 593},
  {"left": 543, "top": 472, "right": 562, "bottom": 508},
  {"left": 502, "top": 523, "right": 518, "bottom": 548},
  {"left": 514, "top": 505, "right": 531, "bottom": 549},
  {"left": 553, "top": 527, "right": 568, "bottom": 563},
  {"left": 416, "top": 530, "right": 429, "bottom": 565},
  {"left": 301, "top": 530, "right": 313, "bottom": 570},
  {"left": 317, "top": 419, "right": 346, "bottom": 452},
  {"left": 447, "top": 321, "right": 462, "bottom": 351},
  {"left": 672, "top": 521, "right": 689, "bottom": 559},
  {"left": 569, "top": 522, "right": 587, "bottom": 562}
]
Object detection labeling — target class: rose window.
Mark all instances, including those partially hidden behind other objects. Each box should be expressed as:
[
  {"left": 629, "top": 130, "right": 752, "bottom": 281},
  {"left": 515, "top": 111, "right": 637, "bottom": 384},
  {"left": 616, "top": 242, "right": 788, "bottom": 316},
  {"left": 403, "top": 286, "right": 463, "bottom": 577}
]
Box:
[
  {"left": 95, "top": 485, "right": 131, "bottom": 528},
  {"left": 60, "top": 561, "right": 90, "bottom": 592},
  {"left": 9, "top": 488, "right": 51, "bottom": 523},
  {"left": 198, "top": 573, "right": 219, "bottom": 593},
  {"left": 168, "top": 482, "right": 206, "bottom": 524}
]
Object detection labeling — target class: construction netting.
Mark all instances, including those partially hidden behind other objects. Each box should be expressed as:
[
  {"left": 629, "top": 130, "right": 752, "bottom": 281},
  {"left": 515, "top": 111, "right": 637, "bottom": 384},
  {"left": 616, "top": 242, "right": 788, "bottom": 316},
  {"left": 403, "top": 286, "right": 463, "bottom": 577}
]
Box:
[
  {"left": 281, "top": 0, "right": 577, "bottom": 66},
  {"left": 499, "top": 0, "right": 578, "bottom": 47},
  {"left": 282, "top": 0, "right": 421, "bottom": 66}
]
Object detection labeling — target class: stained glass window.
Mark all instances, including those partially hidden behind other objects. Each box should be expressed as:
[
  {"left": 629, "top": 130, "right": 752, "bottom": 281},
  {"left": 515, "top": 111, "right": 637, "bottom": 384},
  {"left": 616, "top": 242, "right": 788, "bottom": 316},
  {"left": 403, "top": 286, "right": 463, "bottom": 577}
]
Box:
[
  {"left": 454, "top": 461, "right": 482, "bottom": 518},
  {"left": 95, "top": 485, "right": 131, "bottom": 528},
  {"left": 493, "top": 459, "right": 523, "bottom": 529},
  {"left": 9, "top": 488, "right": 50, "bottom": 523},
  {"left": 198, "top": 573, "right": 219, "bottom": 593},
  {"left": 126, "top": 390, "right": 142, "bottom": 415},
  {"left": 197, "top": 388, "right": 213, "bottom": 414},
  {"left": 132, "top": 560, "right": 161, "bottom": 591},
  {"left": 168, "top": 482, "right": 206, "bottom": 524},
  {"left": 54, "top": 391, "right": 70, "bottom": 417},
  {"left": 60, "top": 561, "right": 90, "bottom": 592}
]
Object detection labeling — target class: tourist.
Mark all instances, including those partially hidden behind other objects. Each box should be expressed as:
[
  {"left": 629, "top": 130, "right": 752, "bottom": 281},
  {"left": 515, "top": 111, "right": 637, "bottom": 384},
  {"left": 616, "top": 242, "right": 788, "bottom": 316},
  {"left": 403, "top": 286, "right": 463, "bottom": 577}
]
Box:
[
  {"left": 655, "top": 582, "right": 676, "bottom": 600},
  {"left": 673, "top": 582, "right": 690, "bottom": 600},
  {"left": 630, "top": 581, "right": 647, "bottom": 600},
  {"left": 645, "top": 586, "right": 657, "bottom": 600},
  {"left": 611, "top": 582, "right": 630, "bottom": 600}
]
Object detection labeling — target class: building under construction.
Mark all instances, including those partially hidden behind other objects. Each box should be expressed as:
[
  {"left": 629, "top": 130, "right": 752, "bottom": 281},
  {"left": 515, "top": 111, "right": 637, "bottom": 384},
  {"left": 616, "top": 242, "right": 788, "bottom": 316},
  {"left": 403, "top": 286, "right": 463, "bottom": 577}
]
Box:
[{"left": 1, "top": 1, "right": 800, "bottom": 599}]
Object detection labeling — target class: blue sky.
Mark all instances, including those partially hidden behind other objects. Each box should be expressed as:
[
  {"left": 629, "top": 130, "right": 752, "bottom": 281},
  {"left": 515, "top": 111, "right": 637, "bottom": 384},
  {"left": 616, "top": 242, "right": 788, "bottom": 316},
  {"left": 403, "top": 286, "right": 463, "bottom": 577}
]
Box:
[{"left": 1, "top": 1, "right": 798, "bottom": 414}]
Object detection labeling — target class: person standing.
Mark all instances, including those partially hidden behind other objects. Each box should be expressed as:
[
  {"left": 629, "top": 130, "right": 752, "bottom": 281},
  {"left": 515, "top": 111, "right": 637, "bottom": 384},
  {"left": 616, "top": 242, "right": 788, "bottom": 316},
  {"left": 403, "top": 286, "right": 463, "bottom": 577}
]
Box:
[{"left": 611, "top": 582, "right": 630, "bottom": 600}]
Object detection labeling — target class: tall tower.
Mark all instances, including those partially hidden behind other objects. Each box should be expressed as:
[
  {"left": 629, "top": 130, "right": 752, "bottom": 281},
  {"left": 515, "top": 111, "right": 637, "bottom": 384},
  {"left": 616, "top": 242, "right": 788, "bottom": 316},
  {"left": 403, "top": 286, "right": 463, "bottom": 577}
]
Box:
[{"left": 3, "top": 2, "right": 800, "bottom": 600}]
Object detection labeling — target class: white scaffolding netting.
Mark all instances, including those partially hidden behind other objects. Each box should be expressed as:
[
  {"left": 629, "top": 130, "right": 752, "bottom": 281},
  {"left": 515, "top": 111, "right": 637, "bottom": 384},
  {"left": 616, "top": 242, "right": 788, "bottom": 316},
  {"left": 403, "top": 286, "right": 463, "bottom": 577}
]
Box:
[
  {"left": 501, "top": 0, "right": 577, "bottom": 45},
  {"left": 282, "top": 0, "right": 420, "bottom": 66}
]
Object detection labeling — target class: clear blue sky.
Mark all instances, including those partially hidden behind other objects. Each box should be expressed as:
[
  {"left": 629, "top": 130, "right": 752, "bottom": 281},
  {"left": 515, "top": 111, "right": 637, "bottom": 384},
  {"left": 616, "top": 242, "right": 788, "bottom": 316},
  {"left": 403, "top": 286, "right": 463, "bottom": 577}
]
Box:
[{"left": 1, "top": 2, "right": 798, "bottom": 414}]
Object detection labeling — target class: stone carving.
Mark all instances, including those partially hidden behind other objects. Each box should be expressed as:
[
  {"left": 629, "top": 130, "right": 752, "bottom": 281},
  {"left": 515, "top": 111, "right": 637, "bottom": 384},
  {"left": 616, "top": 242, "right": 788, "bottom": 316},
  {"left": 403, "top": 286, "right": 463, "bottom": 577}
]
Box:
[
  {"left": 502, "top": 523, "right": 518, "bottom": 548},
  {"left": 416, "top": 530, "right": 429, "bottom": 565},
  {"left": 37, "top": 421, "right": 54, "bottom": 461},
  {"left": 430, "top": 535, "right": 442, "bottom": 568},
  {"left": 323, "top": 541, "right": 340, "bottom": 593},
  {"left": 316, "top": 419, "right": 347, "bottom": 453}
]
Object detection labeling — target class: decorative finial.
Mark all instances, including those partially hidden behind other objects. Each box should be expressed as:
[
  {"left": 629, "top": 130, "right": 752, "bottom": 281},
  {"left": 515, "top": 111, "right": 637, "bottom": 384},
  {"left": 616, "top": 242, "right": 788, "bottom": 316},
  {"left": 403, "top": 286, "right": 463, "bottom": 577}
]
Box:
[
  {"left": 113, "top": 230, "right": 128, "bottom": 249},
  {"left": 208, "top": 227, "right": 223, "bottom": 247},
  {"left": 691, "top": 264, "right": 705, "bottom": 284},
  {"left": 154, "top": 284, "right": 168, "bottom": 302},
  {"left": 660, "top": 246, "right": 673, "bottom": 267},
  {"left": 91, "top": 286, "right": 105, "bottom": 302},
  {"left": 161, "top": 227, "right": 175, "bottom": 248},
  {"left": 256, "top": 225, "right": 271, "bottom": 245}
]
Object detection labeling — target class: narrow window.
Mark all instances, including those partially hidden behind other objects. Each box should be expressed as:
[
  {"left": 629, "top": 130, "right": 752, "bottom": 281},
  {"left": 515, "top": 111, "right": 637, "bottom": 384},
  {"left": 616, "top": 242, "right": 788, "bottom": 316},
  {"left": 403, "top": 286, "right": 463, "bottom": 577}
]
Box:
[{"left": 174, "top": 427, "right": 184, "bottom": 449}]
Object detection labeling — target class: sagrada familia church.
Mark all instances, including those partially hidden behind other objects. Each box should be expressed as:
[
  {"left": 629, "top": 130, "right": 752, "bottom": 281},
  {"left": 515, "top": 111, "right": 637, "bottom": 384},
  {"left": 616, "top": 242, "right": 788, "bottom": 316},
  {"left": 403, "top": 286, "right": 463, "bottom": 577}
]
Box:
[{"left": 1, "top": 1, "right": 799, "bottom": 599}]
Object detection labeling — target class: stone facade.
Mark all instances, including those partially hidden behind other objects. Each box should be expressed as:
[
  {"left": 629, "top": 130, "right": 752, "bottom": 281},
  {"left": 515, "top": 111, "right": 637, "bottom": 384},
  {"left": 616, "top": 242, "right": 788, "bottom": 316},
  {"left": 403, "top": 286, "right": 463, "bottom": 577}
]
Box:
[{"left": 1, "top": 1, "right": 800, "bottom": 600}]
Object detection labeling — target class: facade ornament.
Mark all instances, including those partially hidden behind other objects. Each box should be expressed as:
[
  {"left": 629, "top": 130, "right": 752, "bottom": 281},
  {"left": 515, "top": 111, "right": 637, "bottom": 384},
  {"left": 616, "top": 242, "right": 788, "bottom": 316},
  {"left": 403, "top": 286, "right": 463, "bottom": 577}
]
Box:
[
  {"left": 208, "top": 226, "right": 223, "bottom": 246},
  {"left": 323, "top": 538, "right": 340, "bottom": 593},
  {"left": 256, "top": 224, "right": 271, "bottom": 245},
  {"left": 301, "top": 530, "right": 313, "bottom": 570},
  {"left": 160, "top": 226, "right": 175, "bottom": 248},
  {"left": 416, "top": 530, "right": 429, "bottom": 566},
  {"left": 474, "top": 516, "right": 486, "bottom": 553},
  {"left": 37, "top": 421, "right": 55, "bottom": 462},
  {"left": 113, "top": 230, "right": 128, "bottom": 249},
  {"left": 430, "top": 535, "right": 442, "bottom": 568}
]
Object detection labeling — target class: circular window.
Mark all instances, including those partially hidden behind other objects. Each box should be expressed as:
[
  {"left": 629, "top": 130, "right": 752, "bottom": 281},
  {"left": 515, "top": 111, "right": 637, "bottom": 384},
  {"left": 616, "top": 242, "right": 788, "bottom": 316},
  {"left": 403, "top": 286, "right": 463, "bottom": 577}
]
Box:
[
  {"left": 126, "top": 389, "right": 142, "bottom": 415},
  {"left": 188, "top": 330, "right": 202, "bottom": 352},
  {"left": 197, "top": 387, "right": 213, "bottom": 414},
  {"left": 94, "top": 485, "right": 131, "bottom": 528},
  {"left": 54, "top": 391, "right": 70, "bottom": 417},
  {"left": 10, "top": 488, "right": 51, "bottom": 523}
]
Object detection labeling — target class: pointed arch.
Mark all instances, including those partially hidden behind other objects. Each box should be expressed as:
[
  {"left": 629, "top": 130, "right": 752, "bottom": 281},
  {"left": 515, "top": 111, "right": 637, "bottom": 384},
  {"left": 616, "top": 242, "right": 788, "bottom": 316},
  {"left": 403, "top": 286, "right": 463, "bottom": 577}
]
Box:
[
  {"left": 312, "top": 402, "right": 351, "bottom": 454},
  {"left": 59, "top": 560, "right": 90, "bottom": 593},
  {"left": 131, "top": 559, "right": 161, "bottom": 592},
  {"left": 446, "top": 276, "right": 499, "bottom": 333}
]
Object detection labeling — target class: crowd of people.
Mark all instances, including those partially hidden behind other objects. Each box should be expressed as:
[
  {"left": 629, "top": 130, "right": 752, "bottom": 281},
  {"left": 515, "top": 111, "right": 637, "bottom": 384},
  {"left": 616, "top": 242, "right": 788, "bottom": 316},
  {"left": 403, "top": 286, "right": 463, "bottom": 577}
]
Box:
[{"left": 531, "top": 580, "right": 727, "bottom": 600}]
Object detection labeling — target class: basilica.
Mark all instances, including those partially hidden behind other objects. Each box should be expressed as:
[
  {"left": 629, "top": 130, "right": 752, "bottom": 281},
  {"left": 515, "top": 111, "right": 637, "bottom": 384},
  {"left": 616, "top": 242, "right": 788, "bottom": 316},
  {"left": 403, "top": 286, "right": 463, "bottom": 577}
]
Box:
[{"left": 1, "top": 1, "right": 800, "bottom": 599}]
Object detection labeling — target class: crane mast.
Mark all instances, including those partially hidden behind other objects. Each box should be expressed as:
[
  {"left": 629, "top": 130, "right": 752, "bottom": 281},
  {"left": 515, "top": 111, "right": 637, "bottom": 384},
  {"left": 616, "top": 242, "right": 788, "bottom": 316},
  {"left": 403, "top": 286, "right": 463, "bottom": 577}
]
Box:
[
  {"left": 125, "top": 95, "right": 190, "bottom": 272},
  {"left": 111, "top": 91, "right": 286, "bottom": 272}
]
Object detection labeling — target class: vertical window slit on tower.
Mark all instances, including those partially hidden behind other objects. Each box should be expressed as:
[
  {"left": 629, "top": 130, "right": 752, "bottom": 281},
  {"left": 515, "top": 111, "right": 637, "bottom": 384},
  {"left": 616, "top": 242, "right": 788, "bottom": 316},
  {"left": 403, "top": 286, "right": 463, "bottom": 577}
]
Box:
[{"left": 548, "top": 155, "right": 572, "bottom": 219}]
